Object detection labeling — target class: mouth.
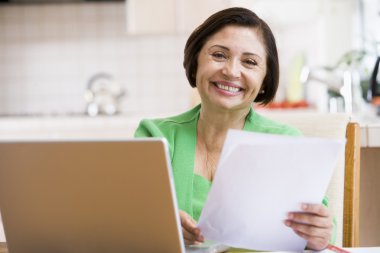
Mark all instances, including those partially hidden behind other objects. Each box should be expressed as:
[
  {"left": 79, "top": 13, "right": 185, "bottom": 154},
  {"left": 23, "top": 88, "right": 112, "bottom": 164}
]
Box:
[{"left": 212, "top": 81, "right": 244, "bottom": 93}]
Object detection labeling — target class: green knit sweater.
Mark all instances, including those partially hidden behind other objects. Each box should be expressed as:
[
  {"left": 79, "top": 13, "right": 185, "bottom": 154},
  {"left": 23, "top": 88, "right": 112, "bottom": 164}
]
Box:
[{"left": 134, "top": 104, "right": 336, "bottom": 243}]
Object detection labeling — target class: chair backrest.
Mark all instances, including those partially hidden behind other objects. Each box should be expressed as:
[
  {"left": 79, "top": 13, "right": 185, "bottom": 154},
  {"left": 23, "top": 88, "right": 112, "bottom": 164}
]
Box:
[{"left": 260, "top": 111, "right": 360, "bottom": 247}]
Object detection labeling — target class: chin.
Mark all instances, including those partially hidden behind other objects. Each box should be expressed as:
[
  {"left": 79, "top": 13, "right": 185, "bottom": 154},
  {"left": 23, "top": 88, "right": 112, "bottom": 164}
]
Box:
[{"left": 212, "top": 101, "right": 248, "bottom": 112}]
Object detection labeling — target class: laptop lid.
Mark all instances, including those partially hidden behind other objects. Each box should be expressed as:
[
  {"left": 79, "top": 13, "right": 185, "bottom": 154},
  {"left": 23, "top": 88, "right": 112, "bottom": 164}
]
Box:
[{"left": 0, "top": 138, "right": 186, "bottom": 253}]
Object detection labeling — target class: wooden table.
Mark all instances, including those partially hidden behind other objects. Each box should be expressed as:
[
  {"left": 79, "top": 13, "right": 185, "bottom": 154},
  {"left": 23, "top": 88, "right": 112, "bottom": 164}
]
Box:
[{"left": 0, "top": 242, "right": 379, "bottom": 253}]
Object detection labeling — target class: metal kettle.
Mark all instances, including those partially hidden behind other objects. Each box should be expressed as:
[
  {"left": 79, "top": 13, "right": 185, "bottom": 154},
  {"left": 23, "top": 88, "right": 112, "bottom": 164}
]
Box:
[{"left": 84, "top": 73, "right": 125, "bottom": 116}]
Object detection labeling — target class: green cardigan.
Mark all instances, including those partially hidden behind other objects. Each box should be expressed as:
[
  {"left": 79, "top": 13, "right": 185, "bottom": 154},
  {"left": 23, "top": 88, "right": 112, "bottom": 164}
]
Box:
[
  {"left": 134, "top": 104, "right": 302, "bottom": 213},
  {"left": 134, "top": 104, "right": 336, "bottom": 244}
]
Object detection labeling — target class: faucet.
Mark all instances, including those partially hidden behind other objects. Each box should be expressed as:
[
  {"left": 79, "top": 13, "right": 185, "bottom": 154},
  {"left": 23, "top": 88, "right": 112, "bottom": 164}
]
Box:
[{"left": 300, "top": 66, "right": 366, "bottom": 114}]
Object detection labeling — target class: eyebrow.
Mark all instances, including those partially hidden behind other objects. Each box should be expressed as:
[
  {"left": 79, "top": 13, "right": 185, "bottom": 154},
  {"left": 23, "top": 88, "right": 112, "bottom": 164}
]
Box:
[{"left": 209, "top": 44, "right": 263, "bottom": 60}]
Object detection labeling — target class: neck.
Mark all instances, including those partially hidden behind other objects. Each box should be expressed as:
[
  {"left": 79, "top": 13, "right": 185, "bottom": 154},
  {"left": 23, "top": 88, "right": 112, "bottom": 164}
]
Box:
[{"left": 197, "top": 104, "right": 250, "bottom": 150}]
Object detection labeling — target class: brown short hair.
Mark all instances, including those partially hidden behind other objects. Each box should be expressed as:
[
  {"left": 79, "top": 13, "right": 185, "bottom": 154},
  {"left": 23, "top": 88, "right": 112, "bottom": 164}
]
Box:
[{"left": 183, "top": 7, "right": 279, "bottom": 105}]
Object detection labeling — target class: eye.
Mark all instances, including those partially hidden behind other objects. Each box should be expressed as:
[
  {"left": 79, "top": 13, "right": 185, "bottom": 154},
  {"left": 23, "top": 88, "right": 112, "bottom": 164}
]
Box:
[
  {"left": 243, "top": 58, "right": 257, "bottom": 68},
  {"left": 211, "top": 52, "right": 227, "bottom": 61}
]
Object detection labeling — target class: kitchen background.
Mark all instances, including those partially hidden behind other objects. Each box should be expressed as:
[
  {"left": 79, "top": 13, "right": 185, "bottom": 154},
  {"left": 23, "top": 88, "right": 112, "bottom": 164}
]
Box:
[
  {"left": 0, "top": 0, "right": 379, "bottom": 247},
  {"left": 0, "top": 1, "right": 189, "bottom": 116},
  {"left": 0, "top": 0, "right": 378, "bottom": 117}
]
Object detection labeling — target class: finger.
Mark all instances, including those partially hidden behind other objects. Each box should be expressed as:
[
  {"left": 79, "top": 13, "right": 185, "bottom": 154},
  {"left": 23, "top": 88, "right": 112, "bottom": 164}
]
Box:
[
  {"left": 285, "top": 220, "right": 331, "bottom": 239},
  {"left": 301, "top": 203, "right": 330, "bottom": 217},
  {"left": 182, "top": 227, "right": 198, "bottom": 241},
  {"left": 179, "top": 211, "right": 204, "bottom": 242},
  {"left": 293, "top": 229, "right": 312, "bottom": 241},
  {"left": 180, "top": 212, "right": 197, "bottom": 230},
  {"left": 181, "top": 224, "right": 203, "bottom": 241},
  {"left": 295, "top": 230, "right": 329, "bottom": 250},
  {"left": 285, "top": 218, "right": 331, "bottom": 251},
  {"left": 182, "top": 227, "right": 204, "bottom": 245},
  {"left": 181, "top": 219, "right": 203, "bottom": 240},
  {"left": 294, "top": 230, "right": 330, "bottom": 251},
  {"left": 184, "top": 238, "right": 203, "bottom": 245},
  {"left": 287, "top": 212, "right": 332, "bottom": 228}
]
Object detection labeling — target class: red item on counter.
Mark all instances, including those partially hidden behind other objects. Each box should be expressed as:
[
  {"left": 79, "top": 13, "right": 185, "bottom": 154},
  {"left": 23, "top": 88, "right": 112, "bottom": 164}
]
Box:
[{"left": 255, "top": 100, "right": 309, "bottom": 109}]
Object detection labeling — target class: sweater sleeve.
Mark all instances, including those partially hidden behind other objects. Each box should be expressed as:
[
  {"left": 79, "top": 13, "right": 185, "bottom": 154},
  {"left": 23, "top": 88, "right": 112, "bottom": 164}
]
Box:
[
  {"left": 322, "top": 196, "right": 337, "bottom": 245},
  {"left": 134, "top": 119, "right": 164, "bottom": 138}
]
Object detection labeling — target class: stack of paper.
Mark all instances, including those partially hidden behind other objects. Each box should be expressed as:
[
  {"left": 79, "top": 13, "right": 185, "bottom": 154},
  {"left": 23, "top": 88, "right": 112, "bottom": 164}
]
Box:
[{"left": 198, "top": 130, "right": 345, "bottom": 252}]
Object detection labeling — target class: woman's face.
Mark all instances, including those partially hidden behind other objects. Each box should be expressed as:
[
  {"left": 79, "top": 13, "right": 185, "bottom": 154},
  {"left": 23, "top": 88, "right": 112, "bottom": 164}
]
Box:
[{"left": 196, "top": 25, "right": 267, "bottom": 111}]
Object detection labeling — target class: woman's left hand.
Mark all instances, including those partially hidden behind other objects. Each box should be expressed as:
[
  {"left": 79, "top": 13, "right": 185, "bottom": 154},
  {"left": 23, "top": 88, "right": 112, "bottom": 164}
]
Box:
[{"left": 285, "top": 203, "right": 333, "bottom": 251}]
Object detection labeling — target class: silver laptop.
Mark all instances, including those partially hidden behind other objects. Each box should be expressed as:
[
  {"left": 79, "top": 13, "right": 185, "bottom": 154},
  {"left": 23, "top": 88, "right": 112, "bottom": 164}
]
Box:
[{"left": 0, "top": 138, "right": 228, "bottom": 253}]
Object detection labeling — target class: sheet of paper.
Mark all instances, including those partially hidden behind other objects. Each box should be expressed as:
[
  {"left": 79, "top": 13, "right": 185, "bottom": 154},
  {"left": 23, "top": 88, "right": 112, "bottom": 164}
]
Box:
[
  {"left": 0, "top": 215, "right": 5, "bottom": 242},
  {"left": 198, "top": 130, "right": 345, "bottom": 252}
]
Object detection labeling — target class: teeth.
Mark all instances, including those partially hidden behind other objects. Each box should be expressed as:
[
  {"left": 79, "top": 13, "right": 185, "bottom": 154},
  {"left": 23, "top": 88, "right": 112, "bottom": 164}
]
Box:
[{"left": 216, "top": 83, "right": 240, "bottom": 93}]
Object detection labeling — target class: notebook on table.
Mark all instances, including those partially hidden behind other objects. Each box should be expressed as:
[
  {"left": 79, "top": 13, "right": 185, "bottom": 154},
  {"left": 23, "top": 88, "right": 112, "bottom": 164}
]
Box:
[{"left": 0, "top": 138, "right": 228, "bottom": 253}]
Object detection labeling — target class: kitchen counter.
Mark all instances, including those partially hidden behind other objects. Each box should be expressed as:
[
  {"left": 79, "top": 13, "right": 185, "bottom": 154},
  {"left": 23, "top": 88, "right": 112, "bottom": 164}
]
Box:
[
  {"left": 258, "top": 110, "right": 380, "bottom": 148},
  {"left": 351, "top": 115, "right": 380, "bottom": 147},
  {"left": 0, "top": 115, "right": 142, "bottom": 140},
  {"left": 0, "top": 113, "right": 379, "bottom": 146},
  {"left": 359, "top": 123, "right": 380, "bottom": 147}
]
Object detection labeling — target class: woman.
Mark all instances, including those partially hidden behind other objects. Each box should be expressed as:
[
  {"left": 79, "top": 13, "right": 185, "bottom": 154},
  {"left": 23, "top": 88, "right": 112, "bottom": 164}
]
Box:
[{"left": 135, "top": 7, "right": 334, "bottom": 251}]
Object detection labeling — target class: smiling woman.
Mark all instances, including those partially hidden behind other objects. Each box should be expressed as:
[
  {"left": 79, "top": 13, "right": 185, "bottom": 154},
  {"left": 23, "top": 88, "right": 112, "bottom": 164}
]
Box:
[{"left": 134, "top": 7, "right": 335, "bottom": 251}]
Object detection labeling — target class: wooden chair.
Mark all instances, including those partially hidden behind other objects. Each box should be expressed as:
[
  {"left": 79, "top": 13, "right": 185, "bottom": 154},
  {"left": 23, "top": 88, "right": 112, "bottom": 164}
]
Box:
[{"left": 261, "top": 112, "right": 361, "bottom": 247}]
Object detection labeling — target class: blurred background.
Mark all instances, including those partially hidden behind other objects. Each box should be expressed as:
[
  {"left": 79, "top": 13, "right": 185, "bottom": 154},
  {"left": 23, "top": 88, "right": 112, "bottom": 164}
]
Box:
[
  {"left": 0, "top": 0, "right": 379, "bottom": 247},
  {"left": 0, "top": 0, "right": 379, "bottom": 117}
]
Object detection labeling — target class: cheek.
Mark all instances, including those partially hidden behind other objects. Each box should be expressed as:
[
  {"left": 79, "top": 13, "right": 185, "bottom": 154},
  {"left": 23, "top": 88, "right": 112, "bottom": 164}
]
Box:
[
  {"left": 256, "top": 68, "right": 267, "bottom": 87},
  {"left": 258, "top": 75, "right": 266, "bottom": 88},
  {"left": 195, "top": 69, "right": 205, "bottom": 86},
  {"left": 247, "top": 73, "right": 266, "bottom": 90},
  {"left": 196, "top": 62, "right": 217, "bottom": 84}
]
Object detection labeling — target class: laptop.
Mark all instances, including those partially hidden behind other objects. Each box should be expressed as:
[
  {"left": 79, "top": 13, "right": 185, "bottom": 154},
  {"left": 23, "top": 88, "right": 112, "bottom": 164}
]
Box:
[{"left": 0, "top": 138, "right": 228, "bottom": 253}]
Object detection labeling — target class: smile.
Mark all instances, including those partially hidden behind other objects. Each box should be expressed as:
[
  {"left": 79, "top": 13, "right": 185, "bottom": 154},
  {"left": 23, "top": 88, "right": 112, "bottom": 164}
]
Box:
[{"left": 213, "top": 82, "right": 243, "bottom": 93}]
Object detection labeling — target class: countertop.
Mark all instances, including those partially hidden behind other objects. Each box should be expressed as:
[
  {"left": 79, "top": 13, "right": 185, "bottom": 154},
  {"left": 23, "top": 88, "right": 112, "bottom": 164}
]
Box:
[
  {"left": 0, "top": 112, "right": 379, "bottom": 147},
  {"left": 351, "top": 115, "right": 380, "bottom": 147},
  {"left": 0, "top": 114, "right": 142, "bottom": 140}
]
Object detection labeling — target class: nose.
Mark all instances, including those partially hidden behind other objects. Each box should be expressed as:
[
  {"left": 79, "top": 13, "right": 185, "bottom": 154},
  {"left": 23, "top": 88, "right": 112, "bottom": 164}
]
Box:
[{"left": 222, "top": 58, "right": 241, "bottom": 79}]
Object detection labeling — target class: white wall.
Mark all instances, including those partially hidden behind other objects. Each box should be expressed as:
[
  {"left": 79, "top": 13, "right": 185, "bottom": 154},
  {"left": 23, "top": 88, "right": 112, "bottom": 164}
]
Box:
[
  {"left": 0, "top": 0, "right": 361, "bottom": 116},
  {"left": 0, "top": 2, "right": 192, "bottom": 116}
]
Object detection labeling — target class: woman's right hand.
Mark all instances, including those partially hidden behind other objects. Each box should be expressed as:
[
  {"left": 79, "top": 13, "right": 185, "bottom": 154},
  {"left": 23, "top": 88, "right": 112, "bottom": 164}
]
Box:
[{"left": 179, "top": 210, "right": 205, "bottom": 245}]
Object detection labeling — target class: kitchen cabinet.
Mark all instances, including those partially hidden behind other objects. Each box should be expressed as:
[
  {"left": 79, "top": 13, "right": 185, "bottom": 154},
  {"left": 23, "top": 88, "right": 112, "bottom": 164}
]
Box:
[
  {"left": 126, "top": 0, "right": 177, "bottom": 34},
  {"left": 126, "top": 0, "right": 228, "bottom": 34}
]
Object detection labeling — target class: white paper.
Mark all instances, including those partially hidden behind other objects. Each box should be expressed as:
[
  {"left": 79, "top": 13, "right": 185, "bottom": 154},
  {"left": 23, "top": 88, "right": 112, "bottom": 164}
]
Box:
[
  {"left": 198, "top": 130, "right": 345, "bottom": 252},
  {"left": 0, "top": 214, "right": 5, "bottom": 242}
]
